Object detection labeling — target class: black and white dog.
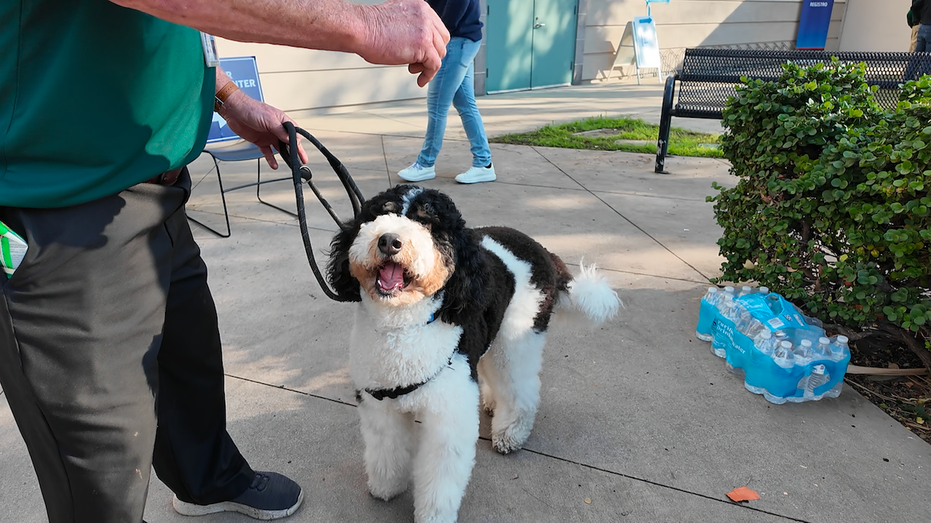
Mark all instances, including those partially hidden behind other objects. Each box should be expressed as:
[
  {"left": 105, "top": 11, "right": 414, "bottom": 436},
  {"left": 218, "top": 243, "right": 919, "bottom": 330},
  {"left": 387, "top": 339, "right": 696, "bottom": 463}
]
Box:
[{"left": 327, "top": 185, "right": 620, "bottom": 523}]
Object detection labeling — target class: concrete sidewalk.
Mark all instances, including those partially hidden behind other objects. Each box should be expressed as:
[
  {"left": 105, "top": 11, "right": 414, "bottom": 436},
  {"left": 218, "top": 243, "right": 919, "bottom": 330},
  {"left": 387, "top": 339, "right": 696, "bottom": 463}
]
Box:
[{"left": 2, "top": 81, "right": 929, "bottom": 523}]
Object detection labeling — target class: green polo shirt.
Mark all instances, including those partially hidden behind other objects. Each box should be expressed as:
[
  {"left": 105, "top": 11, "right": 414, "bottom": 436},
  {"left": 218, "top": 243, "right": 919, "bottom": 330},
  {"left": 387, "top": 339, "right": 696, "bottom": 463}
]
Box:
[{"left": 0, "top": 0, "right": 214, "bottom": 208}]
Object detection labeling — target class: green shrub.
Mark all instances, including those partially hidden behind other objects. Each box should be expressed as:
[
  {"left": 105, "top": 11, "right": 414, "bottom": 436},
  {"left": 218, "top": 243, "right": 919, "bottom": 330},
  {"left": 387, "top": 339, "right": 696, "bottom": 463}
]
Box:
[{"left": 710, "top": 60, "right": 931, "bottom": 368}]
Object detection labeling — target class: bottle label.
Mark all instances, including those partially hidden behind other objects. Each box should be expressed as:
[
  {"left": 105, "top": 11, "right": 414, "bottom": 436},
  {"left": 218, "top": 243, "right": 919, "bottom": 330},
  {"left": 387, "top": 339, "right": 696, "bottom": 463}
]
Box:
[
  {"left": 0, "top": 220, "right": 27, "bottom": 279},
  {"left": 696, "top": 298, "right": 718, "bottom": 336},
  {"left": 737, "top": 293, "right": 807, "bottom": 331}
]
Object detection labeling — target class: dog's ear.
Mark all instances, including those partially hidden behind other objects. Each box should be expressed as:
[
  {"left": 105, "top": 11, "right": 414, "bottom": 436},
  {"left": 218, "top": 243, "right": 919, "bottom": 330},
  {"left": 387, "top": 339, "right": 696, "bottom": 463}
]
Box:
[
  {"left": 438, "top": 227, "right": 485, "bottom": 323},
  {"left": 326, "top": 222, "right": 363, "bottom": 302}
]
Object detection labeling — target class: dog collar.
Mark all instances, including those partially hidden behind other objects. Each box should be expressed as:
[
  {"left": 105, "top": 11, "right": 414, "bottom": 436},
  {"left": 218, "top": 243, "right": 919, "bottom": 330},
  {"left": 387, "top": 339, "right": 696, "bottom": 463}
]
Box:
[{"left": 363, "top": 355, "right": 453, "bottom": 401}]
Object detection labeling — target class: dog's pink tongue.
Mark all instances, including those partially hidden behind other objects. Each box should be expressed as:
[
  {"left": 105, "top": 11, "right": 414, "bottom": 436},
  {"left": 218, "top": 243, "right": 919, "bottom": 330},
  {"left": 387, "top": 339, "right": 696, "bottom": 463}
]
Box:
[{"left": 378, "top": 262, "right": 405, "bottom": 290}]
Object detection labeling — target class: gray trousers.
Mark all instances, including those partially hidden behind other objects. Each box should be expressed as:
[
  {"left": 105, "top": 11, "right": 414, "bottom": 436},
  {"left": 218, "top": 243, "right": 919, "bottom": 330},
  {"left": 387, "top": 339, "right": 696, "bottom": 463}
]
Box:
[{"left": 0, "top": 170, "right": 252, "bottom": 522}]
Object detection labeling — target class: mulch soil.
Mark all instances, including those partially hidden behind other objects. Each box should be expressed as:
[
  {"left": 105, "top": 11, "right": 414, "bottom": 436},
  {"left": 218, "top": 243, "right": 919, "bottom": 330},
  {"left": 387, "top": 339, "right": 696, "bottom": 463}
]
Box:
[{"left": 844, "top": 338, "right": 931, "bottom": 444}]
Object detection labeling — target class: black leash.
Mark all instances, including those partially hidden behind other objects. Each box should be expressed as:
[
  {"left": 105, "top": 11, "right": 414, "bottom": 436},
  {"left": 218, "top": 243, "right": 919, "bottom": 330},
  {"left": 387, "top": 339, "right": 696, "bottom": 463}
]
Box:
[{"left": 277, "top": 121, "right": 365, "bottom": 302}]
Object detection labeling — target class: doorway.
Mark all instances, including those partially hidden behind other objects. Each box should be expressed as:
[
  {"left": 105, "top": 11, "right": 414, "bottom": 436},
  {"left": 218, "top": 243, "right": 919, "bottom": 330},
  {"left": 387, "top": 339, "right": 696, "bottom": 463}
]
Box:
[{"left": 485, "top": 0, "right": 579, "bottom": 93}]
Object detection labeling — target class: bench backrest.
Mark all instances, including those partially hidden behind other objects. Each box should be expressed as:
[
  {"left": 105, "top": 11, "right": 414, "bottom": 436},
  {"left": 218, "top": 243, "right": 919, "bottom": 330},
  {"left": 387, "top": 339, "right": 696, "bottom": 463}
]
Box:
[{"left": 674, "top": 48, "right": 931, "bottom": 117}]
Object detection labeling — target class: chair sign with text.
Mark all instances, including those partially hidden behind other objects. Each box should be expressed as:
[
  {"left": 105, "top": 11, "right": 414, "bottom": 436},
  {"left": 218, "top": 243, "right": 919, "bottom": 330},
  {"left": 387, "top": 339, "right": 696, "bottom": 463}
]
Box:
[{"left": 208, "top": 56, "right": 264, "bottom": 143}]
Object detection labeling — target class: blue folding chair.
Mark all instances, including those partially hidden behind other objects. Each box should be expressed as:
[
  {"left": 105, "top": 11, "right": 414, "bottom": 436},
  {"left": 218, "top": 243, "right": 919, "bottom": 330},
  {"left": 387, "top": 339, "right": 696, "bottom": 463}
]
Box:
[{"left": 189, "top": 56, "right": 295, "bottom": 238}]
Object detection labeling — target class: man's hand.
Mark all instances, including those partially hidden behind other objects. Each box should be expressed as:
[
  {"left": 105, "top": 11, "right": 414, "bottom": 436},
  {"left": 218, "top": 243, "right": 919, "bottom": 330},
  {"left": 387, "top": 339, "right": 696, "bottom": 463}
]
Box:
[
  {"left": 355, "top": 0, "right": 450, "bottom": 87},
  {"left": 218, "top": 90, "right": 308, "bottom": 169}
]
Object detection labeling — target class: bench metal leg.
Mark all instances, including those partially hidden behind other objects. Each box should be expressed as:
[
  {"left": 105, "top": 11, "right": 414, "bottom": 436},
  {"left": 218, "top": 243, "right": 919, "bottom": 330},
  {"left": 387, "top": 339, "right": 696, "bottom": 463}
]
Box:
[{"left": 655, "top": 75, "right": 676, "bottom": 174}]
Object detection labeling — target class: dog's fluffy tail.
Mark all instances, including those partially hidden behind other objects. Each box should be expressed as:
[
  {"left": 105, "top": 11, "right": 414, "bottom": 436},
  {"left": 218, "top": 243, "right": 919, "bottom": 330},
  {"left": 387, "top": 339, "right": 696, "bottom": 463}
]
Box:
[{"left": 554, "top": 261, "right": 621, "bottom": 326}]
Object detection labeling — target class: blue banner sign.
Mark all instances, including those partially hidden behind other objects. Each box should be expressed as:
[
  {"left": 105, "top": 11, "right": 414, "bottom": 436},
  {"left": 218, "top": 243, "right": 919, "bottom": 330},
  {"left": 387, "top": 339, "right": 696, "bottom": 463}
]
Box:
[
  {"left": 208, "top": 56, "right": 264, "bottom": 143},
  {"left": 795, "top": 0, "right": 835, "bottom": 50}
]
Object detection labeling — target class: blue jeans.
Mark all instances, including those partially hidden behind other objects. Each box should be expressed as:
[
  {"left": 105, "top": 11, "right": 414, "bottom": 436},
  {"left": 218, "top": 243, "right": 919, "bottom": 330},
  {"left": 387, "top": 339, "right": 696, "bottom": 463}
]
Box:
[
  {"left": 417, "top": 37, "right": 491, "bottom": 168},
  {"left": 906, "top": 25, "right": 931, "bottom": 80},
  {"left": 917, "top": 24, "right": 931, "bottom": 52}
]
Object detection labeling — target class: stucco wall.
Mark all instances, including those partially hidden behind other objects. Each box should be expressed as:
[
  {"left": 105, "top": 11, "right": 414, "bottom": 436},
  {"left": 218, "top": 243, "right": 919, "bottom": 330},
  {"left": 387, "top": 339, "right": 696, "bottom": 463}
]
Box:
[
  {"left": 837, "top": 0, "right": 911, "bottom": 52},
  {"left": 582, "top": 0, "right": 848, "bottom": 82},
  {"left": 215, "top": 38, "right": 427, "bottom": 113},
  {"left": 215, "top": 0, "right": 860, "bottom": 110},
  {"left": 214, "top": 0, "right": 438, "bottom": 112}
]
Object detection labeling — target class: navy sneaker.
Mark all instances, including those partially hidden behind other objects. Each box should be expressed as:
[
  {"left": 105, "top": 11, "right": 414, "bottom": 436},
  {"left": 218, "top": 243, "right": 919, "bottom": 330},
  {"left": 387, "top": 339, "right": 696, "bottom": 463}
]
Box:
[{"left": 172, "top": 471, "right": 303, "bottom": 520}]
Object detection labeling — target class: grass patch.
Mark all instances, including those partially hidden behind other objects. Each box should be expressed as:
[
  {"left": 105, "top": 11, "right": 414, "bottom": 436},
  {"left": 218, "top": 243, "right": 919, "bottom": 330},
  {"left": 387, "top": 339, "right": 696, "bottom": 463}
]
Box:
[{"left": 490, "top": 116, "right": 723, "bottom": 158}]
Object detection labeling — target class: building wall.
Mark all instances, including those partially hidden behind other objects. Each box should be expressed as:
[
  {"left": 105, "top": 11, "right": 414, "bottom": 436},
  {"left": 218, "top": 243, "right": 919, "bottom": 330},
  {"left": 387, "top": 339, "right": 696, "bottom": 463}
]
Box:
[
  {"left": 581, "top": 0, "right": 848, "bottom": 83},
  {"left": 837, "top": 0, "right": 910, "bottom": 52},
  {"left": 215, "top": 0, "right": 490, "bottom": 112},
  {"left": 215, "top": 38, "right": 426, "bottom": 112},
  {"left": 216, "top": 0, "right": 862, "bottom": 110}
]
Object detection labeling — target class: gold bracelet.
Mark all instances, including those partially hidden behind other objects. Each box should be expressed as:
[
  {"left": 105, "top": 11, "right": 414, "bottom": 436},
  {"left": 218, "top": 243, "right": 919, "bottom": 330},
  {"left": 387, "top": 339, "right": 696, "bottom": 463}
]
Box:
[{"left": 214, "top": 81, "right": 240, "bottom": 113}]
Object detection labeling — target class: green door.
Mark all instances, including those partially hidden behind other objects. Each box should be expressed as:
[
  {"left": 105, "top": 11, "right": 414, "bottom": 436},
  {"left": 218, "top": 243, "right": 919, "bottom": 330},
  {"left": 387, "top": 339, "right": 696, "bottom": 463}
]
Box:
[
  {"left": 485, "top": 0, "right": 533, "bottom": 93},
  {"left": 485, "top": 0, "right": 578, "bottom": 93},
  {"left": 529, "top": 0, "right": 577, "bottom": 88}
]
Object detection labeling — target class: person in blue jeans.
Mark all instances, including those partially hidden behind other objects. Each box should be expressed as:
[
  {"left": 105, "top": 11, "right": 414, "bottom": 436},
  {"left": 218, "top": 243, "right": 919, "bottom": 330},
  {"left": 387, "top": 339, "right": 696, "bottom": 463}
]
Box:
[
  {"left": 915, "top": 0, "right": 931, "bottom": 51},
  {"left": 399, "top": 0, "right": 496, "bottom": 184},
  {"left": 907, "top": 0, "right": 931, "bottom": 79}
]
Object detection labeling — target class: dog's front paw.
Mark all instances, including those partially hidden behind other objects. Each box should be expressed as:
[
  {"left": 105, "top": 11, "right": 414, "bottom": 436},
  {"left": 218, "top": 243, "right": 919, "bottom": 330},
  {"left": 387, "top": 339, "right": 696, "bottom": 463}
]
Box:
[
  {"left": 491, "top": 417, "right": 535, "bottom": 454},
  {"left": 491, "top": 432, "right": 523, "bottom": 454},
  {"left": 368, "top": 479, "right": 409, "bottom": 501}
]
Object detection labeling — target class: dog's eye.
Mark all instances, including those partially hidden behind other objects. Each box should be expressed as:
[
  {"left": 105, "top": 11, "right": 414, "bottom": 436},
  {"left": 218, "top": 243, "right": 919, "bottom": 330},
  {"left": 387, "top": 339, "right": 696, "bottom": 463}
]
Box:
[{"left": 415, "top": 203, "right": 435, "bottom": 220}]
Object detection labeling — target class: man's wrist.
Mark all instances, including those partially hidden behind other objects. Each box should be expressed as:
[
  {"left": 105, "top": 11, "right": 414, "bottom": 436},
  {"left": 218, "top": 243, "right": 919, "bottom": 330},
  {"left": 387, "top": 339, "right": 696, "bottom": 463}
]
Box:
[
  {"left": 214, "top": 81, "right": 240, "bottom": 113},
  {"left": 346, "top": 4, "right": 377, "bottom": 58}
]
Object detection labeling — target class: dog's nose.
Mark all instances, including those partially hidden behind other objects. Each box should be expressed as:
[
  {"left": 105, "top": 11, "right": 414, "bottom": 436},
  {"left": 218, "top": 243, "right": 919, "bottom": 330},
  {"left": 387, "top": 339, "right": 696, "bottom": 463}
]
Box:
[{"left": 377, "top": 233, "right": 403, "bottom": 256}]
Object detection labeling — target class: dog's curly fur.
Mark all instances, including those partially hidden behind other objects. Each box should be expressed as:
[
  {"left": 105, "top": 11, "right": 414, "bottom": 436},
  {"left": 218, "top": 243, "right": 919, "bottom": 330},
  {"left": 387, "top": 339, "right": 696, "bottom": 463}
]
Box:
[{"left": 327, "top": 185, "right": 620, "bottom": 523}]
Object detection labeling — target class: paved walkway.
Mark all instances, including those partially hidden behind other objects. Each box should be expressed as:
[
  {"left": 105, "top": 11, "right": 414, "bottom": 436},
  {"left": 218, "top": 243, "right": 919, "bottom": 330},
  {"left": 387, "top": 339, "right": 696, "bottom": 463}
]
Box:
[{"left": 1, "top": 82, "right": 929, "bottom": 523}]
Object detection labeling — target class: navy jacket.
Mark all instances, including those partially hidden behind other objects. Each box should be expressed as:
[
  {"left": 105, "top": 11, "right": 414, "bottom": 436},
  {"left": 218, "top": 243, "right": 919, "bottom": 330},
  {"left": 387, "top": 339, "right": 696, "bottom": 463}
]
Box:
[
  {"left": 913, "top": 0, "right": 931, "bottom": 25},
  {"left": 428, "top": 0, "right": 484, "bottom": 42}
]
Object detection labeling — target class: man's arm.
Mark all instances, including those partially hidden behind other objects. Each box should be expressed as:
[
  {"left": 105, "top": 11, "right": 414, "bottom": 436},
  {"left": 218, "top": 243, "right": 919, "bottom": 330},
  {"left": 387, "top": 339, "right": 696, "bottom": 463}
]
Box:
[{"left": 112, "top": 0, "right": 449, "bottom": 86}]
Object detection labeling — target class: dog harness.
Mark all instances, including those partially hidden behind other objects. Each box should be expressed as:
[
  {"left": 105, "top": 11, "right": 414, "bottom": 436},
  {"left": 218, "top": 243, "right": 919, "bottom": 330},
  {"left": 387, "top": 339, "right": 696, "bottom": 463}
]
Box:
[
  {"left": 362, "top": 314, "right": 458, "bottom": 401},
  {"left": 363, "top": 354, "right": 453, "bottom": 401}
]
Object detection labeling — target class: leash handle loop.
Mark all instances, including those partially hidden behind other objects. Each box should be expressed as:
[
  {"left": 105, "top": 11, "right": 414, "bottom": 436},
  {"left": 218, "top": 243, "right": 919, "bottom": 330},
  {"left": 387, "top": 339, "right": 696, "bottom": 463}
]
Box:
[{"left": 277, "top": 121, "right": 365, "bottom": 302}]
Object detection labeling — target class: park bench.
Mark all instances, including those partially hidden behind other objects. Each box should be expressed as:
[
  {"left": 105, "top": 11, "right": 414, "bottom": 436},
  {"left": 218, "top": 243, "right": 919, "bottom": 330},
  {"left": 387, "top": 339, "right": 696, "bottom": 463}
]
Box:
[{"left": 655, "top": 48, "right": 931, "bottom": 173}]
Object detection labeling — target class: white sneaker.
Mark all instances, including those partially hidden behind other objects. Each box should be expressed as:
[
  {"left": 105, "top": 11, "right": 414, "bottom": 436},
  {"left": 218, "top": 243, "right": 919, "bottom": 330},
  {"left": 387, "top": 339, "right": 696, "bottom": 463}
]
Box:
[
  {"left": 398, "top": 162, "right": 436, "bottom": 182},
  {"left": 455, "top": 164, "right": 496, "bottom": 184}
]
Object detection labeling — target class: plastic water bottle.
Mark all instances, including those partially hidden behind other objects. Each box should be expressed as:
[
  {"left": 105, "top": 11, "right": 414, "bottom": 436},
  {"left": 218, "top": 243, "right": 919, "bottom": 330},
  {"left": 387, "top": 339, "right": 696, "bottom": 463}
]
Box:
[
  {"left": 723, "top": 297, "right": 747, "bottom": 332},
  {"left": 744, "top": 330, "right": 777, "bottom": 396},
  {"left": 829, "top": 335, "right": 850, "bottom": 362},
  {"left": 695, "top": 287, "right": 719, "bottom": 342},
  {"left": 730, "top": 291, "right": 756, "bottom": 334},
  {"left": 815, "top": 336, "right": 832, "bottom": 357},
  {"left": 794, "top": 339, "right": 814, "bottom": 366},
  {"left": 784, "top": 339, "right": 815, "bottom": 403},
  {"left": 758, "top": 286, "right": 769, "bottom": 295},
  {"left": 773, "top": 330, "right": 789, "bottom": 345},
  {"left": 786, "top": 338, "right": 814, "bottom": 403},
  {"left": 823, "top": 335, "right": 850, "bottom": 399},
  {"left": 773, "top": 342, "right": 796, "bottom": 373},
  {"left": 752, "top": 330, "right": 777, "bottom": 356},
  {"left": 741, "top": 319, "right": 766, "bottom": 340},
  {"left": 703, "top": 286, "right": 720, "bottom": 305},
  {"left": 764, "top": 341, "right": 796, "bottom": 404},
  {"left": 711, "top": 294, "right": 739, "bottom": 358},
  {"left": 805, "top": 364, "right": 830, "bottom": 400}
]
